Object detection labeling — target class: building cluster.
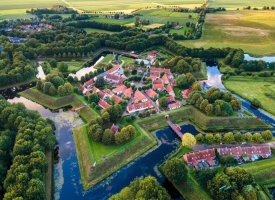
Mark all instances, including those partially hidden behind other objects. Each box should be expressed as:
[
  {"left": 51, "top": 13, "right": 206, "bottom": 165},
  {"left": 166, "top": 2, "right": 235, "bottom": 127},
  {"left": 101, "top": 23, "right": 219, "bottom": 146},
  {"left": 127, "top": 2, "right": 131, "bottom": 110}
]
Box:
[
  {"left": 183, "top": 146, "right": 271, "bottom": 169},
  {"left": 19, "top": 23, "right": 53, "bottom": 32}
]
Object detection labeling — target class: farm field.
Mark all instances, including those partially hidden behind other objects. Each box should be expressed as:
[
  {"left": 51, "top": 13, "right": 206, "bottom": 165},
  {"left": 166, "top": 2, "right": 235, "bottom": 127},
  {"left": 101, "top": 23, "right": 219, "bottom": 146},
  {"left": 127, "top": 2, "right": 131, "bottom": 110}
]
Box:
[
  {"left": 179, "top": 10, "right": 275, "bottom": 56},
  {"left": 223, "top": 76, "right": 275, "bottom": 115},
  {"left": 208, "top": 0, "right": 275, "bottom": 10},
  {"left": 66, "top": 0, "right": 204, "bottom": 13}
]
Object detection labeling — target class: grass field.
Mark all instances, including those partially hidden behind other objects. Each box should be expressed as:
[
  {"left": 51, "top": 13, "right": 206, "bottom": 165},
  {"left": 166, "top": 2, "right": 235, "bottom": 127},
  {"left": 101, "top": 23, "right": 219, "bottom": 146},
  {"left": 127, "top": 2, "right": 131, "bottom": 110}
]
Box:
[
  {"left": 208, "top": 0, "right": 275, "bottom": 10},
  {"left": 179, "top": 10, "right": 275, "bottom": 56},
  {"left": 223, "top": 76, "right": 275, "bottom": 115}
]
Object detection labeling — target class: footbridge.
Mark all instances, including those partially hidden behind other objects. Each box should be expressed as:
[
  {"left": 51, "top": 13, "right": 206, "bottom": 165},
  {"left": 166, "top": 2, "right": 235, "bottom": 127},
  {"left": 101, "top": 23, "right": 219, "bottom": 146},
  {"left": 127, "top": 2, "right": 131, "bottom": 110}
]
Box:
[{"left": 165, "top": 115, "right": 183, "bottom": 139}]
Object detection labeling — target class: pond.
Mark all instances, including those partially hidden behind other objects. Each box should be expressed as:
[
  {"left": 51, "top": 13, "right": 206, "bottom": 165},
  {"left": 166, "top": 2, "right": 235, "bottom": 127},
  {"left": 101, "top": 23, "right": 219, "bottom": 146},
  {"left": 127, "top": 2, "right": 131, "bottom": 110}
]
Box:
[{"left": 244, "top": 54, "right": 275, "bottom": 62}]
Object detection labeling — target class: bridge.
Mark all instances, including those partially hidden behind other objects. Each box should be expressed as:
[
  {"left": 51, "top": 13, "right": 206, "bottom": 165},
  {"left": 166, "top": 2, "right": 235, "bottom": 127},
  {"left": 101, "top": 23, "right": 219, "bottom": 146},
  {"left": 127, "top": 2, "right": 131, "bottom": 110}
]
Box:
[
  {"left": 71, "top": 105, "right": 86, "bottom": 112},
  {"left": 165, "top": 115, "right": 183, "bottom": 139}
]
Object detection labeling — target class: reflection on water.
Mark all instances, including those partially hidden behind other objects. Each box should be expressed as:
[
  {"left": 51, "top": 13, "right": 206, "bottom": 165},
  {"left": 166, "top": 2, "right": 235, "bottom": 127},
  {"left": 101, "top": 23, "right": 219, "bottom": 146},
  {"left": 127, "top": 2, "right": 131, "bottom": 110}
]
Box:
[
  {"left": 244, "top": 54, "right": 275, "bottom": 62},
  {"left": 36, "top": 63, "right": 46, "bottom": 79},
  {"left": 203, "top": 66, "right": 225, "bottom": 89},
  {"left": 68, "top": 56, "right": 105, "bottom": 79}
]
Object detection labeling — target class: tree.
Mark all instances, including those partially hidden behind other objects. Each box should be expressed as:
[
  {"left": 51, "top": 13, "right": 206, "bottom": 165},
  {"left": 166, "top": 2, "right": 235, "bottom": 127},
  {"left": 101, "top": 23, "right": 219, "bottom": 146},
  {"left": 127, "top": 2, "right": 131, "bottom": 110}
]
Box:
[
  {"left": 223, "top": 132, "right": 235, "bottom": 144},
  {"left": 49, "top": 59, "right": 57, "bottom": 68},
  {"left": 73, "top": 76, "right": 78, "bottom": 82},
  {"left": 67, "top": 76, "right": 74, "bottom": 83},
  {"left": 192, "top": 82, "right": 202, "bottom": 91},
  {"left": 214, "top": 133, "right": 222, "bottom": 144},
  {"left": 158, "top": 97, "right": 168, "bottom": 108},
  {"left": 207, "top": 173, "right": 231, "bottom": 200},
  {"left": 205, "top": 134, "right": 215, "bottom": 145},
  {"left": 242, "top": 185, "right": 257, "bottom": 200},
  {"left": 220, "top": 154, "right": 236, "bottom": 166},
  {"left": 182, "top": 133, "right": 196, "bottom": 148},
  {"left": 95, "top": 76, "right": 105, "bottom": 88},
  {"left": 252, "top": 132, "right": 263, "bottom": 143},
  {"left": 89, "top": 124, "right": 103, "bottom": 142},
  {"left": 64, "top": 83, "right": 73, "bottom": 94},
  {"left": 234, "top": 132, "right": 244, "bottom": 143},
  {"left": 205, "top": 104, "right": 214, "bottom": 115},
  {"left": 58, "top": 62, "right": 68, "bottom": 72},
  {"left": 163, "top": 158, "right": 187, "bottom": 184},
  {"left": 262, "top": 130, "right": 273, "bottom": 141},
  {"left": 140, "top": 60, "right": 144, "bottom": 66},
  {"left": 199, "top": 99, "right": 209, "bottom": 111},
  {"left": 195, "top": 133, "right": 204, "bottom": 143},
  {"left": 57, "top": 85, "right": 66, "bottom": 96},
  {"left": 251, "top": 98, "right": 261, "bottom": 108},
  {"left": 42, "top": 82, "right": 52, "bottom": 94},
  {"left": 49, "top": 85, "right": 57, "bottom": 96},
  {"left": 102, "top": 111, "right": 110, "bottom": 123},
  {"left": 36, "top": 80, "right": 43, "bottom": 91},
  {"left": 131, "top": 69, "right": 137, "bottom": 75},
  {"left": 109, "top": 176, "right": 170, "bottom": 200},
  {"left": 154, "top": 59, "right": 160, "bottom": 67},
  {"left": 243, "top": 132, "right": 253, "bottom": 142},
  {"left": 102, "top": 129, "right": 115, "bottom": 145},
  {"left": 88, "top": 92, "right": 100, "bottom": 104},
  {"left": 51, "top": 76, "right": 64, "bottom": 88},
  {"left": 176, "top": 74, "right": 188, "bottom": 89},
  {"left": 192, "top": 168, "right": 218, "bottom": 187}
]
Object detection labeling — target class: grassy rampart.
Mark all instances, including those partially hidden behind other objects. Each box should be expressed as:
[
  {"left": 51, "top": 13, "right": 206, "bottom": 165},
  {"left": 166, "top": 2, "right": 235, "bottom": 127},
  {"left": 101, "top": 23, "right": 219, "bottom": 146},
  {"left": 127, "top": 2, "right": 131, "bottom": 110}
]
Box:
[{"left": 137, "top": 106, "right": 271, "bottom": 132}]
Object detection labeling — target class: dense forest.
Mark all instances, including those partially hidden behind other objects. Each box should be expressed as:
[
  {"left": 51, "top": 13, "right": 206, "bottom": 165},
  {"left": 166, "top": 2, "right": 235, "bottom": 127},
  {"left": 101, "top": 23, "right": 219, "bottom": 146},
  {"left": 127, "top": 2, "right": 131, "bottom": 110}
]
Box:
[{"left": 0, "top": 96, "right": 56, "bottom": 200}]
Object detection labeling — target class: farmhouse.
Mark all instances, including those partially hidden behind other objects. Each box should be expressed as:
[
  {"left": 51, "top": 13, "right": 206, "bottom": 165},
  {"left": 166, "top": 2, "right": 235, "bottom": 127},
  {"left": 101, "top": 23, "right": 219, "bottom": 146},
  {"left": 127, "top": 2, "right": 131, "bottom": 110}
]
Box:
[
  {"left": 183, "top": 149, "right": 216, "bottom": 169},
  {"left": 127, "top": 101, "right": 154, "bottom": 113},
  {"left": 217, "top": 146, "right": 271, "bottom": 159},
  {"left": 112, "top": 85, "right": 127, "bottom": 95},
  {"left": 146, "top": 89, "right": 159, "bottom": 99},
  {"left": 98, "top": 99, "right": 110, "bottom": 109}
]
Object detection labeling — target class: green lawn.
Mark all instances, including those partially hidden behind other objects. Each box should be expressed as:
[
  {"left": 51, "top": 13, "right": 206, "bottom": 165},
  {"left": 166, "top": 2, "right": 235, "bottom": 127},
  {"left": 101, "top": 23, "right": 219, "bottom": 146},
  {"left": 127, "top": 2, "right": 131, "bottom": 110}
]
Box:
[
  {"left": 97, "top": 54, "right": 136, "bottom": 67},
  {"left": 223, "top": 76, "right": 275, "bottom": 115},
  {"left": 48, "top": 61, "right": 85, "bottom": 73},
  {"left": 84, "top": 28, "right": 117, "bottom": 34},
  {"left": 179, "top": 10, "right": 275, "bottom": 56}
]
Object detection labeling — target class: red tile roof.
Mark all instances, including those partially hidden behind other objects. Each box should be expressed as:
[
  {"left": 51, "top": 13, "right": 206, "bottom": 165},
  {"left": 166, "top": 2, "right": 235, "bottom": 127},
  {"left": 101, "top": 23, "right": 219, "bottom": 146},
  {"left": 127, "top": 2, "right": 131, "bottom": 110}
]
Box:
[
  {"left": 92, "top": 86, "right": 99, "bottom": 93},
  {"left": 150, "top": 67, "right": 171, "bottom": 73},
  {"left": 85, "top": 79, "right": 94, "bottom": 87},
  {"left": 182, "top": 89, "right": 191, "bottom": 98},
  {"left": 162, "top": 74, "right": 169, "bottom": 84},
  {"left": 103, "top": 88, "right": 114, "bottom": 97},
  {"left": 106, "top": 74, "right": 126, "bottom": 84},
  {"left": 113, "top": 85, "right": 127, "bottom": 93},
  {"left": 124, "top": 87, "right": 132, "bottom": 98},
  {"left": 168, "top": 102, "right": 181, "bottom": 110},
  {"left": 150, "top": 73, "right": 160, "bottom": 80},
  {"left": 153, "top": 84, "right": 165, "bottom": 91},
  {"left": 183, "top": 149, "right": 216, "bottom": 168},
  {"left": 113, "top": 95, "right": 123, "bottom": 104},
  {"left": 98, "top": 99, "right": 110, "bottom": 109},
  {"left": 106, "top": 65, "right": 120, "bottom": 74},
  {"left": 79, "top": 85, "right": 85, "bottom": 91},
  {"left": 146, "top": 89, "right": 158, "bottom": 98},
  {"left": 133, "top": 90, "right": 147, "bottom": 103},
  {"left": 166, "top": 84, "right": 175, "bottom": 96},
  {"left": 127, "top": 101, "right": 154, "bottom": 113},
  {"left": 85, "top": 91, "right": 91, "bottom": 96},
  {"left": 97, "top": 90, "right": 105, "bottom": 99},
  {"left": 153, "top": 79, "right": 163, "bottom": 84},
  {"left": 166, "top": 96, "right": 175, "bottom": 102},
  {"left": 110, "top": 124, "right": 118, "bottom": 134}
]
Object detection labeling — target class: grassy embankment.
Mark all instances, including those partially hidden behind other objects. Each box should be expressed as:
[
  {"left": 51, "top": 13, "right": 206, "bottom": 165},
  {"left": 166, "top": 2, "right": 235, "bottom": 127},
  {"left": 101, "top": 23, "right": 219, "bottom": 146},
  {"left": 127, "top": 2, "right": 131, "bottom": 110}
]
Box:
[
  {"left": 0, "top": 76, "right": 37, "bottom": 91},
  {"left": 19, "top": 88, "right": 156, "bottom": 190},
  {"left": 223, "top": 76, "right": 275, "bottom": 116},
  {"left": 137, "top": 105, "right": 271, "bottom": 132},
  {"left": 95, "top": 54, "right": 136, "bottom": 69},
  {"left": 240, "top": 157, "right": 275, "bottom": 199},
  {"left": 180, "top": 10, "right": 275, "bottom": 57}
]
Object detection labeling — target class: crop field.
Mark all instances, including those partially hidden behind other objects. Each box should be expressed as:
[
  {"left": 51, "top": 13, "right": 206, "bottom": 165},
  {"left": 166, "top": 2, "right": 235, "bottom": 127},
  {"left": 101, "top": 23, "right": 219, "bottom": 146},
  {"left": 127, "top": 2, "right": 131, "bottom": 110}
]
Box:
[
  {"left": 223, "top": 76, "right": 275, "bottom": 115},
  {"left": 179, "top": 10, "right": 275, "bottom": 56},
  {"left": 66, "top": 0, "right": 204, "bottom": 13},
  {"left": 208, "top": 0, "right": 275, "bottom": 10}
]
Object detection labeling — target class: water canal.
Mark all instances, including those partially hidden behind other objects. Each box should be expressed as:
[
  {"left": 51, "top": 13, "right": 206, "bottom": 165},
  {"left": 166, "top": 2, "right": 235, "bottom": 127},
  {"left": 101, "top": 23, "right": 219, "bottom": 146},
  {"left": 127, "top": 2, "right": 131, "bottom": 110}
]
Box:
[{"left": 3, "top": 61, "right": 275, "bottom": 199}]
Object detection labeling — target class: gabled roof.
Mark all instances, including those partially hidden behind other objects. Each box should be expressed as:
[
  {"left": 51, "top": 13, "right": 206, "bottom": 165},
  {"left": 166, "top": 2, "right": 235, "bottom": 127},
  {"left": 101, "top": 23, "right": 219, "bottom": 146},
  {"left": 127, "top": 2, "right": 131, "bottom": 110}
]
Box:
[
  {"left": 150, "top": 67, "right": 170, "bottom": 73},
  {"left": 98, "top": 99, "right": 110, "bottom": 109},
  {"left": 133, "top": 90, "right": 147, "bottom": 102},
  {"left": 183, "top": 89, "right": 191, "bottom": 97},
  {"left": 85, "top": 91, "right": 91, "bottom": 96},
  {"left": 168, "top": 102, "right": 181, "bottom": 109},
  {"left": 166, "top": 96, "right": 175, "bottom": 102},
  {"left": 146, "top": 89, "right": 158, "bottom": 98},
  {"left": 106, "top": 65, "right": 120, "bottom": 74},
  {"left": 85, "top": 79, "right": 93, "bottom": 87},
  {"left": 153, "top": 84, "right": 165, "bottom": 90},
  {"left": 113, "top": 85, "right": 127, "bottom": 93},
  {"left": 110, "top": 124, "right": 118, "bottom": 134},
  {"left": 92, "top": 86, "right": 99, "bottom": 93},
  {"left": 106, "top": 73, "right": 126, "bottom": 84},
  {"left": 162, "top": 74, "right": 169, "bottom": 83},
  {"left": 79, "top": 85, "right": 85, "bottom": 91},
  {"left": 103, "top": 88, "right": 114, "bottom": 97},
  {"left": 150, "top": 73, "right": 160, "bottom": 80},
  {"left": 124, "top": 87, "right": 133, "bottom": 98},
  {"left": 97, "top": 90, "right": 105, "bottom": 99},
  {"left": 153, "top": 79, "right": 162, "bottom": 84},
  {"left": 127, "top": 101, "right": 154, "bottom": 112},
  {"left": 166, "top": 84, "right": 174, "bottom": 95},
  {"left": 113, "top": 95, "right": 123, "bottom": 104}
]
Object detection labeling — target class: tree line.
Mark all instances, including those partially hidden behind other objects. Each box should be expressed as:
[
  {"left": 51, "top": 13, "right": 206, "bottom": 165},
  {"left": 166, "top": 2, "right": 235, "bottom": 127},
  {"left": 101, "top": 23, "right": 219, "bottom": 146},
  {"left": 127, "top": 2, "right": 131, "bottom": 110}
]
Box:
[
  {"left": 0, "top": 96, "right": 56, "bottom": 200},
  {"left": 195, "top": 130, "right": 273, "bottom": 145},
  {"left": 26, "top": 5, "right": 78, "bottom": 15},
  {"left": 69, "top": 21, "right": 128, "bottom": 32}
]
